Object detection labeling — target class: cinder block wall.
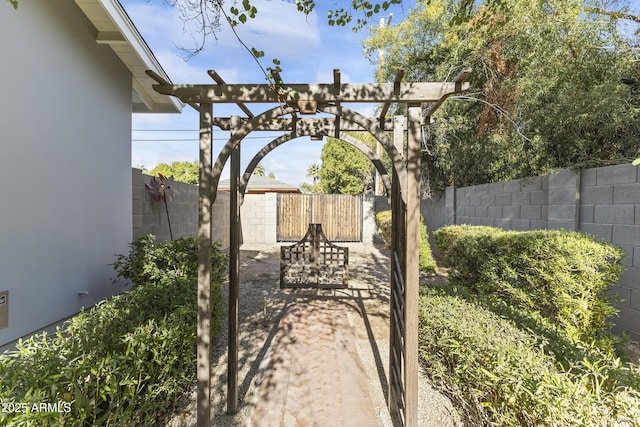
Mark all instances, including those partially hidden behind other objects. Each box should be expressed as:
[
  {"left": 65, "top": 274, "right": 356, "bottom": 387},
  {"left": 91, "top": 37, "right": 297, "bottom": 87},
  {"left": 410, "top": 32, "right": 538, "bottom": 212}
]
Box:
[
  {"left": 423, "top": 164, "right": 640, "bottom": 341},
  {"left": 579, "top": 165, "right": 640, "bottom": 340},
  {"left": 362, "top": 195, "right": 377, "bottom": 244},
  {"left": 240, "top": 193, "right": 277, "bottom": 244},
  {"left": 132, "top": 169, "right": 230, "bottom": 247}
]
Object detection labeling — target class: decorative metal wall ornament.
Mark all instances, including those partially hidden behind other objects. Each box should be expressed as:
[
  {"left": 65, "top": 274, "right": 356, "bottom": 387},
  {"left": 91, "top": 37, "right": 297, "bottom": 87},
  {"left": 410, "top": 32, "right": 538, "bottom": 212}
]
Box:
[{"left": 145, "top": 174, "right": 178, "bottom": 240}]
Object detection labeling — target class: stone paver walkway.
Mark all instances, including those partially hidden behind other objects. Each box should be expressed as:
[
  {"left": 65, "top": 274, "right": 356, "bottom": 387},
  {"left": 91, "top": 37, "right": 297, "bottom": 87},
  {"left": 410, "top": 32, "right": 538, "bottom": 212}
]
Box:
[{"left": 249, "top": 301, "right": 381, "bottom": 427}]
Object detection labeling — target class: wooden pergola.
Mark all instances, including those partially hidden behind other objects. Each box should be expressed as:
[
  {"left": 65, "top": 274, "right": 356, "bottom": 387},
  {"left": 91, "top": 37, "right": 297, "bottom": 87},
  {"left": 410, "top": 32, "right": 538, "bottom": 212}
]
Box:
[{"left": 148, "top": 68, "right": 470, "bottom": 427}]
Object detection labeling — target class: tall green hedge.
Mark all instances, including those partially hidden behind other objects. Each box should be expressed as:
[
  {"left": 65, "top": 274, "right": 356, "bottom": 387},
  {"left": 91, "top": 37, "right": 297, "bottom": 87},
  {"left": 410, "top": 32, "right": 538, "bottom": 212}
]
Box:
[
  {"left": 419, "top": 288, "right": 640, "bottom": 427},
  {"left": 434, "top": 225, "right": 624, "bottom": 344},
  {"left": 375, "top": 210, "right": 437, "bottom": 273},
  {"left": 0, "top": 235, "right": 226, "bottom": 426}
]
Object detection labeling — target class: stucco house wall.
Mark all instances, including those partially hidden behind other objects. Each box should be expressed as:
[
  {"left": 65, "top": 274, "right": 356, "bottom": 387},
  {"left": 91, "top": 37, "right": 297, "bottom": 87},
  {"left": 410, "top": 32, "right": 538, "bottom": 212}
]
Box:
[{"left": 0, "top": 0, "right": 179, "bottom": 347}]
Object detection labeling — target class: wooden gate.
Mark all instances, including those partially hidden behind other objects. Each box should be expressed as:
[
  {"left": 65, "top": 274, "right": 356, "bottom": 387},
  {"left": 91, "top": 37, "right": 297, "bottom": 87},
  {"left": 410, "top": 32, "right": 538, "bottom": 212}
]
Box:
[{"left": 277, "top": 194, "right": 363, "bottom": 242}]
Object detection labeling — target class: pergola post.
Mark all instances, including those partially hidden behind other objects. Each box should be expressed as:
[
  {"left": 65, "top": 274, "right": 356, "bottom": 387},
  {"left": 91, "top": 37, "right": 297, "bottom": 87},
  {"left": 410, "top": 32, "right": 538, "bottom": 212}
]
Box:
[
  {"left": 197, "top": 102, "right": 213, "bottom": 427},
  {"left": 227, "top": 116, "right": 241, "bottom": 414},
  {"left": 389, "top": 115, "right": 405, "bottom": 418},
  {"left": 404, "top": 104, "right": 422, "bottom": 427}
]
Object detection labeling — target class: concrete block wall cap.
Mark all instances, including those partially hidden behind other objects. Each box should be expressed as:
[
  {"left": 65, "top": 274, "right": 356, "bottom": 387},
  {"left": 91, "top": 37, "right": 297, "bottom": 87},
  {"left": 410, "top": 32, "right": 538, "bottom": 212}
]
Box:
[
  {"left": 503, "top": 180, "right": 522, "bottom": 193},
  {"left": 548, "top": 169, "right": 578, "bottom": 189},
  {"left": 595, "top": 163, "right": 638, "bottom": 186},
  {"left": 488, "top": 182, "right": 504, "bottom": 194}
]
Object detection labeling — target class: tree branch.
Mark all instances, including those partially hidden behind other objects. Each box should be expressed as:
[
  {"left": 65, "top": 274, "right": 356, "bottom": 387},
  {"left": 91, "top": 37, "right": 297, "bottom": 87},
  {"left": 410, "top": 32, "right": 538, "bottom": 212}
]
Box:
[{"left": 586, "top": 7, "right": 640, "bottom": 24}]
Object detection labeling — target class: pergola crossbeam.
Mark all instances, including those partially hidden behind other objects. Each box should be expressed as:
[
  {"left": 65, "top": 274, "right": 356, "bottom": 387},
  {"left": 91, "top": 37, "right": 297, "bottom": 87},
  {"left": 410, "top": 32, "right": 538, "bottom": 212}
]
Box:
[
  {"left": 152, "top": 81, "right": 470, "bottom": 104},
  {"left": 212, "top": 116, "right": 402, "bottom": 132}
]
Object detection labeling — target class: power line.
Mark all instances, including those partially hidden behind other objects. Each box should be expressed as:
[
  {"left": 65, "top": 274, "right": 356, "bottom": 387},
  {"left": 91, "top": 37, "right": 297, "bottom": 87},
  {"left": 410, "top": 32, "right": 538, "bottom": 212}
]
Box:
[{"left": 132, "top": 135, "right": 287, "bottom": 142}]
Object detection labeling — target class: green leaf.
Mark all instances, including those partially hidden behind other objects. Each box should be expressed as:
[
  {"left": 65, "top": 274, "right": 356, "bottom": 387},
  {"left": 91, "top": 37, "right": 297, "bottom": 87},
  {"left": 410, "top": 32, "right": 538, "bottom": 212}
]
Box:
[
  {"left": 632, "top": 158, "right": 640, "bottom": 166},
  {"left": 238, "top": 13, "right": 247, "bottom": 24},
  {"left": 250, "top": 47, "right": 264, "bottom": 59}
]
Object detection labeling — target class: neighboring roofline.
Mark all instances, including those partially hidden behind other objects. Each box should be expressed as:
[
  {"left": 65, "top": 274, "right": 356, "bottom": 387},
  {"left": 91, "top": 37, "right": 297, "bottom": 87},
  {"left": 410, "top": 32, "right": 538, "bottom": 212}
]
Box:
[
  {"left": 219, "top": 188, "right": 302, "bottom": 194},
  {"left": 75, "top": 0, "right": 183, "bottom": 113},
  {"left": 218, "top": 177, "right": 301, "bottom": 193}
]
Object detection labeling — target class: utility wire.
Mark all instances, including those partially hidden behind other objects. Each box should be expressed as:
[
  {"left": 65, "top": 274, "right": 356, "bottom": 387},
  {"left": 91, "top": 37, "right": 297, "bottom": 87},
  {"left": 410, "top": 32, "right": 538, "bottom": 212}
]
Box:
[{"left": 132, "top": 135, "right": 286, "bottom": 142}]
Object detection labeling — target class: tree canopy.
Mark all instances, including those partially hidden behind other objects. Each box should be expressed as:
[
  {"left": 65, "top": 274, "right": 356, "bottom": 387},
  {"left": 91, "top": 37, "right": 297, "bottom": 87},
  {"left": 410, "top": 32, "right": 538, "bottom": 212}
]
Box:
[
  {"left": 319, "top": 135, "right": 376, "bottom": 194},
  {"left": 149, "top": 161, "right": 199, "bottom": 185},
  {"left": 365, "top": 0, "right": 640, "bottom": 195}
]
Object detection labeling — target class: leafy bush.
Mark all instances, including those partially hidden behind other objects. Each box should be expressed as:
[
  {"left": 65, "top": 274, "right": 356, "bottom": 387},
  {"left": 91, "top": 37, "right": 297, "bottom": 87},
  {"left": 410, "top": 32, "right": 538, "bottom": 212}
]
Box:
[
  {"left": 418, "top": 220, "right": 437, "bottom": 273},
  {"left": 0, "top": 235, "right": 226, "bottom": 426},
  {"left": 375, "top": 210, "right": 436, "bottom": 272},
  {"left": 376, "top": 210, "right": 392, "bottom": 247},
  {"left": 434, "top": 225, "right": 624, "bottom": 344},
  {"left": 111, "top": 234, "right": 209, "bottom": 289},
  {"left": 419, "top": 287, "right": 640, "bottom": 427}
]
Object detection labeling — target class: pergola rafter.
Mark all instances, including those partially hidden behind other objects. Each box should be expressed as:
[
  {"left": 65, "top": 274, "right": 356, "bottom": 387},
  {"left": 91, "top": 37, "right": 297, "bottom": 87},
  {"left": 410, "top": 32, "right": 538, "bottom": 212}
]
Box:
[{"left": 150, "top": 68, "right": 471, "bottom": 427}]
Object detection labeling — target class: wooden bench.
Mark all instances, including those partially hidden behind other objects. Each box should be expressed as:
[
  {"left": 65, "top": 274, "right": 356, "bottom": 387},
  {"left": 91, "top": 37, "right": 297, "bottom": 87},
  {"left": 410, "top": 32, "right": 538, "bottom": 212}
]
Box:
[{"left": 280, "top": 223, "right": 349, "bottom": 289}]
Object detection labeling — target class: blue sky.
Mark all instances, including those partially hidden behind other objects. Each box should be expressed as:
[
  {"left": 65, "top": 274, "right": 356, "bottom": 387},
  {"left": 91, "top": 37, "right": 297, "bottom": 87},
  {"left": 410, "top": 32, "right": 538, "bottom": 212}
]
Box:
[
  {"left": 123, "top": 0, "right": 640, "bottom": 188},
  {"left": 123, "top": 0, "right": 412, "bottom": 187}
]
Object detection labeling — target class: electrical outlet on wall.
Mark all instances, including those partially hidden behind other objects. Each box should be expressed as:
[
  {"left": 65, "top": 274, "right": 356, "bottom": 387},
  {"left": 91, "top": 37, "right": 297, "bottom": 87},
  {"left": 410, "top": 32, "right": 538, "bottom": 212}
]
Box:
[{"left": 0, "top": 290, "right": 8, "bottom": 329}]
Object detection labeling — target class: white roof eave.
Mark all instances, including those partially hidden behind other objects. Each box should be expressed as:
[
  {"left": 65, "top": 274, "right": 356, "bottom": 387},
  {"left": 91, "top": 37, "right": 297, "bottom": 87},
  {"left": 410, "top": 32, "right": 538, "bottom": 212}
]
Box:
[{"left": 75, "top": 0, "right": 183, "bottom": 113}]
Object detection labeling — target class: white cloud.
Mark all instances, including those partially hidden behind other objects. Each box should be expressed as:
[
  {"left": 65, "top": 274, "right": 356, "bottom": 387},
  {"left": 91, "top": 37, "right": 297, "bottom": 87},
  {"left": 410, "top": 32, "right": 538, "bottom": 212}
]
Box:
[{"left": 229, "top": 0, "right": 321, "bottom": 57}]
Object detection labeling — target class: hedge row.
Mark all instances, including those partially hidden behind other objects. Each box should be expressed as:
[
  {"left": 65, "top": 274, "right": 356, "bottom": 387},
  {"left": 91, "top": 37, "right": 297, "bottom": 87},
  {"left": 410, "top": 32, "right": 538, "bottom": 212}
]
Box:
[
  {"left": 434, "top": 225, "right": 624, "bottom": 345},
  {"left": 0, "top": 235, "right": 226, "bottom": 426},
  {"left": 419, "top": 288, "right": 640, "bottom": 426},
  {"left": 375, "top": 210, "right": 437, "bottom": 272}
]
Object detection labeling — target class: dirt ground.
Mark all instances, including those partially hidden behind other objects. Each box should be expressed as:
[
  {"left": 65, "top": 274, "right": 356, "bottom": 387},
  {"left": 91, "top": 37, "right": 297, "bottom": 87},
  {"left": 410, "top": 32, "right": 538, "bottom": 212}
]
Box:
[{"left": 164, "top": 242, "right": 461, "bottom": 427}]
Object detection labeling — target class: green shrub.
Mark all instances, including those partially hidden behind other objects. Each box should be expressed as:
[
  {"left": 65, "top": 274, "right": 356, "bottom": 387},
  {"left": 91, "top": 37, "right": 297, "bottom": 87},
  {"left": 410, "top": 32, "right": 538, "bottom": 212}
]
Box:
[
  {"left": 375, "top": 210, "right": 436, "bottom": 273},
  {"left": 418, "top": 217, "right": 437, "bottom": 273},
  {"left": 376, "top": 210, "right": 392, "bottom": 247},
  {"left": 419, "top": 287, "right": 640, "bottom": 426},
  {"left": 0, "top": 235, "right": 227, "bottom": 426},
  {"left": 434, "top": 225, "right": 624, "bottom": 344},
  {"left": 111, "top": 234, "right": 210, "bottom": 289}
]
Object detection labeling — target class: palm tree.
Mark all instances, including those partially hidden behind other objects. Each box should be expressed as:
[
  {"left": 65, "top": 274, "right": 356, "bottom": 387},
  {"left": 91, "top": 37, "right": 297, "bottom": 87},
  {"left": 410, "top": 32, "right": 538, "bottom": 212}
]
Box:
[
  {"left": 253, "top": 163, "right": 265, "bottom": 176},
  {"left": 307, "top": 163, "right": 321, "bottom": 190}
]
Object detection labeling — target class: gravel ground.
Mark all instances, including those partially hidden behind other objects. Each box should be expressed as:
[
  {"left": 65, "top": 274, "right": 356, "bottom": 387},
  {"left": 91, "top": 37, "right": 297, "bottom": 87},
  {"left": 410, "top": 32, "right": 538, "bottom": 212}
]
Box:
[{"left": 164, "top": 242, "right": 462, "bottom": 427}]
